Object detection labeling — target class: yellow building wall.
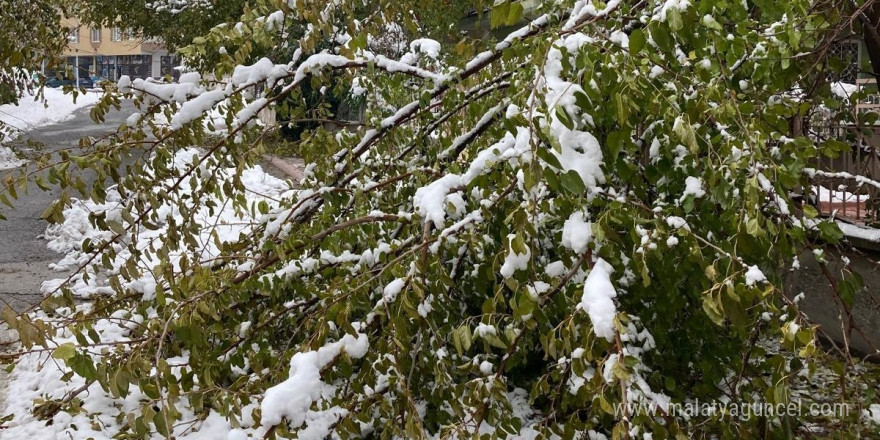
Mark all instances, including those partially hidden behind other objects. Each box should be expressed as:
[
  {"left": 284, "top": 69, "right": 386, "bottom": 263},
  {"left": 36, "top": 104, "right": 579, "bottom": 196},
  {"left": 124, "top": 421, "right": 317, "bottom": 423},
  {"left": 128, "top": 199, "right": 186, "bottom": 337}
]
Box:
[
  {"left": 57, "top": 18, "right": 173, "bottom": 81},
  {"left": 61, "top": 19, "right": 145, "bottom": 57}
]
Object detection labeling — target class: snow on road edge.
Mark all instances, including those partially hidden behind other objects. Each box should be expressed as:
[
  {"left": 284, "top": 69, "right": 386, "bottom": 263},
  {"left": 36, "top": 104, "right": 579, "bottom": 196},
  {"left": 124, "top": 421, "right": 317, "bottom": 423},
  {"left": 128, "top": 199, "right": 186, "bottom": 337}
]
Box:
[
  {"left": 0, "top": 149, "right": 293, "bottom": 439},
  {"left": 0, "top": 88, "right": 100, "bottom": 134}
]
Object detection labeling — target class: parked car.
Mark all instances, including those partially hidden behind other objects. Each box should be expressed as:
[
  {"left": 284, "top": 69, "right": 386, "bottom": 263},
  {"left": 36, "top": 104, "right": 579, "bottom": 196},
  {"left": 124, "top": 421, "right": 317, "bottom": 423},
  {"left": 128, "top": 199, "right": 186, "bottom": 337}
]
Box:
[
  {"left": 45, "top": 76, "right": 93, "bottom": 88},
  {"left": 45, "top": 76, "right": 73, "bottom": 88}
]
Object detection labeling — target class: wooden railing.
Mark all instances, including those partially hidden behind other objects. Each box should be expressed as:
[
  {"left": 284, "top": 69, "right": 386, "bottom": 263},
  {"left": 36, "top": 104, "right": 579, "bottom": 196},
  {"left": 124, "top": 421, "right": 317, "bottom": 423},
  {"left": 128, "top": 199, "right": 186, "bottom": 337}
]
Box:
[{"left": 810, "top": 78, "right": 880, "bottom": 224}]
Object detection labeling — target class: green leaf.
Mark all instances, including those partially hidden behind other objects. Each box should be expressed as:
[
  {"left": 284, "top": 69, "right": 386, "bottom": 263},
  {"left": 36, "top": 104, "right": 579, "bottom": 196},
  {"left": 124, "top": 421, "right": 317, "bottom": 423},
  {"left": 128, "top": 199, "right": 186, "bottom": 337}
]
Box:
[
  {"left": 802, "top": 204, "right": 818, "bottom": 218},
  {"left": 555, "top": 107, "right": 575, "bottom": 130},
  {"left": 511, "top": 233, "right": 528, "bottom": 255},
  {"left": 536, "top": 145, "right": 563, "bottom": 170},
  {"left": 154, "top": 410, "right": 170, "bottom": 437},
  {"left": 649, "top": 22, "right": 673, "bottom": 53},
  {"left": 817, "top": 221, "right": 843, "bottom": 244},
  {"left": 629, "top": 29, "right": 646, "bottom": 55},
  {"left": 490, "top": 2, "right": 510, "bottom": 29},
  {"left": 702, "top": 295, "right": 724, "bottom": 326},
  {"left": 666, "top": 8, "right": 683, "bottom": 31},
  {"left": 506, "top": 2, "right": 524, "bottom": 26},
  {"left": 0, "top": 306, "right": 17, "bottom": 329},
  {"left": 746, "top": 217, "right": 763, "bottom": 237},
  {"left": 606, "top": 130, "right": 624, "bottom": 159},
  {"left": 52, "top": 343, "right": 77, "bottom": 360},
  {"left": 702, "top": 15, "right": 722, "bottom": 30},
  {"left": 560, "top": 170, "right": 586, "bottom": 195},
  {"left": 613, "top": 94, "right": 628, "bottom": 126},
  {"left": 69, "top": 353, "right": 98, "bottom": 380},
  {"left": 838, "top": 270, "right": 863, "bottom": 308}
]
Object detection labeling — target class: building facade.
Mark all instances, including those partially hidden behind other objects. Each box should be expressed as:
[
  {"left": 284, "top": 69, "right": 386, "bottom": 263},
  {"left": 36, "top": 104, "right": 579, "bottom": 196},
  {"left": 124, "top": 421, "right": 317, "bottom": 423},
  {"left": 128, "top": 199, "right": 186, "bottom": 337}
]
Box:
[{"left": 54, "top": 19, "right": 180, "bottom": 84}]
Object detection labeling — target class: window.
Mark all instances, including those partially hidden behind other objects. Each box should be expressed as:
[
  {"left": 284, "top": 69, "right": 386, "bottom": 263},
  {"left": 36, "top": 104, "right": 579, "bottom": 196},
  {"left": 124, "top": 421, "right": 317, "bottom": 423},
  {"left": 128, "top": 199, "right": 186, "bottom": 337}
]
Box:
[
  {"left": 91, "top": 28, "right": 101, "bottom": 43},
  {"left": 67, "top": 28, "right": 79, "bottom": 43},
  {"left": 125, "top": 29, "right": 137, "bottom": 40},
  {"left": 117, "top": 55, "right": 152, "bottom": 79},
  {"left": 111, "top": 27, "right": 122, "bottom": 42},
  {"left": 829, "top": 41, "right": 860, "bottom": 83}
]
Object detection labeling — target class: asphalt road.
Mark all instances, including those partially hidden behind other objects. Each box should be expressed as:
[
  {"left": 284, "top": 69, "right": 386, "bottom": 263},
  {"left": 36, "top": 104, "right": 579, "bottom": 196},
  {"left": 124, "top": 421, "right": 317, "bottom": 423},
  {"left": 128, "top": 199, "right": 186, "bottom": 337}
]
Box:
[{"left": 0, "top": 98, "right": 137, "bottom": 311}]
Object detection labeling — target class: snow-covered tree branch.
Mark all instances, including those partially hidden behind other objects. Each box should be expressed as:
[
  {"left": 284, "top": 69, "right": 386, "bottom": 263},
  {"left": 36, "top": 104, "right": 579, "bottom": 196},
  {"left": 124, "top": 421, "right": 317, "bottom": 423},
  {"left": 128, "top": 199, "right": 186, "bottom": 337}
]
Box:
[{"left": 2, "top": 0, "right": 880, "bottom": 438}]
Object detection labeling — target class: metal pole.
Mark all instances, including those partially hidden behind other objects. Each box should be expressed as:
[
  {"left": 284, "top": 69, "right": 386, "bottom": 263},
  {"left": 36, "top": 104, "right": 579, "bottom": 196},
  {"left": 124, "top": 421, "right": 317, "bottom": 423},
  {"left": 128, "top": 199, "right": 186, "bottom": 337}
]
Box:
[{"left": 75, "top": 53, "right": 80, "bottom": 85}]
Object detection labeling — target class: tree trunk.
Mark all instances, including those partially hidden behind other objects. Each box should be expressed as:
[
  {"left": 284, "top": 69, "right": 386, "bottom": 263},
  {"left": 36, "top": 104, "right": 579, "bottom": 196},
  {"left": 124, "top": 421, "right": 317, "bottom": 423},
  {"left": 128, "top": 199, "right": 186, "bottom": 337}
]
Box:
[{"left": 861, "top": 4, "right": 880, "bottom": 77}]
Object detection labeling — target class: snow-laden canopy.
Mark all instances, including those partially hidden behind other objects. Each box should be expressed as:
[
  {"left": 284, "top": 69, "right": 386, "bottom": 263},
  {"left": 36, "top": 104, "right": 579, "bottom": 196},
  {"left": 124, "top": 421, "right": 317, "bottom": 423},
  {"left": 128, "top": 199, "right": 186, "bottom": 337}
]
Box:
[{"left": 2, "top": 0, "right": 879, "bottom": 438}]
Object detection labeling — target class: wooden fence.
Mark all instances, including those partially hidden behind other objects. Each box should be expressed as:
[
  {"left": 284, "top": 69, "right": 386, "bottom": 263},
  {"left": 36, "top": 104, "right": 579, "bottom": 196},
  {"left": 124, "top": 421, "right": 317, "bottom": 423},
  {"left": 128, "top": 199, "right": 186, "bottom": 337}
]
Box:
[{"left": 809, "top": 78, "right": 880, "bottom": 224}]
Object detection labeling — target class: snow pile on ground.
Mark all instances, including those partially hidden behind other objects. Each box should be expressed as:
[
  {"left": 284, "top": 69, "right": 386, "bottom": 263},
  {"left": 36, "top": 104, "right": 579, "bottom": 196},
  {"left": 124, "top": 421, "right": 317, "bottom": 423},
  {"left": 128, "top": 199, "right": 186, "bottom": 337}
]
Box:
[
  {"left": 834, "top": 220, "right": 880, "bottom": 242},
  {"left": 830, "top": 82, "right": 858, "bottom": 100},
  {"left": 812, "top": 185, "right": 869, "bottom": 204},
  {"left": 0, "top": 145, "right": 26, "bottom": 170},
  {"left": 0, "top": 88, "right": 100, "bottom": 133},
  {"left": 2, "top": 311, "right": 267, "bottom": 440},
  {"left": 0, "top": 149, "right": 292, "bottom": 439}
]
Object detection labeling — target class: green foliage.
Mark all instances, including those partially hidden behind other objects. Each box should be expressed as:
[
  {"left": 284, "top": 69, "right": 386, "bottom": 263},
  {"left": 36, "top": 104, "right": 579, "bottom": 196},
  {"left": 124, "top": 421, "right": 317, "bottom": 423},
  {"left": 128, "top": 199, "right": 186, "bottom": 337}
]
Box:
[
  {"left": 2, "top": 0, "right": 880, "bottom": 439},
  {"left": 70, "top": 0, "right": 249, "bottom": 54},
  {"left": 0, "top": 0, "right": 67, "bottom": 136}
]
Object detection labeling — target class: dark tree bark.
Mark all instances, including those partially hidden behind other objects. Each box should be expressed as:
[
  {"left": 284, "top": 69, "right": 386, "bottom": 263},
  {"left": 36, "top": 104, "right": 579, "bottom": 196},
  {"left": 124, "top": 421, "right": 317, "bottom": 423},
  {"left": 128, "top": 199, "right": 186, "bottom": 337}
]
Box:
[{"left": 861, "top": 4, "right": 880, "bottom": 77}]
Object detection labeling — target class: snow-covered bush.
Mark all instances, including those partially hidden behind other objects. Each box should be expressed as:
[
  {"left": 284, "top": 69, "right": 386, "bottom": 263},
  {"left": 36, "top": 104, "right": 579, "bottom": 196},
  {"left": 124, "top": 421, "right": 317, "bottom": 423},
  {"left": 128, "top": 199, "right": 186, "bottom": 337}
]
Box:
[{"left": 3, "top": 0, "right": 879, "bottom": 438}]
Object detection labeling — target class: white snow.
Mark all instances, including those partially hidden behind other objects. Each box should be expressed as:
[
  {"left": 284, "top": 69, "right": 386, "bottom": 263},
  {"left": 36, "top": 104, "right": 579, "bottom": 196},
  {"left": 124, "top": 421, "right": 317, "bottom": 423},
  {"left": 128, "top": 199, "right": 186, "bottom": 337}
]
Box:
[
  {"left": 744, "top": 265, "right": 767, "bottom": 286},
  {"left": 260, "top": 332, "right": 368, "bottom": 427},
  {"left": 500, "top": 234, "right": 531, "bottom": 278},
  {"left": 0, "top": 145, "right": 26, "bottom": 170},
  {"left": 231, "top": 57, "right": 292, "bottom": 89},
  {"left": 545, "top": 260, "right": 566, "bottom": 277},
  {"left": 863, "top": 404, "right": 880, "bottom": 426},
  {"left": 475, "top": 323, "right": 497, "bottom": 338},
  {"left": 681, "top": 176, "right": 706, "bottom": 200},
  {"left": 609, "top": 30, "right": 629, "bottom": 49},
  {"left": 409, "top": 38, "right": 441, "bottom": 59},
  {"left": 563, "top": 0, "right": 623, "bottom": 31},
  {"left": 549, "top": 118, "right": 605, "bottom": 189},
  {"left": 413, "top": 174, "right": 461, "bottom": 228},
  {"left": 602, "top": 353, "right": 619, "bottom": 382},
  {"left": 170, "top": 89, "right": 229, "bottom": 129},
  {"left": 655, "top": 0, "right": 691, "bottom": 22},
  {"left": 0, "top": 88, "right": 99, "bottom": 132},
  {"left": 666, "top": 216, "right": 690, "bottom": 230},
  {"left": 579, "top": 258, "right": 618, "bottom": 341},
  {"left": 382, "top": 278, "right": 406, "bottom": 303},
  {"left": 0, "top": 88, "right": 101, "bottom": 169},
  {"left": 562, "top": 211, "right": 593, "bottom": 254},
  {"left": 541, "top": 38, "right": 605, "bottom": 190},
  {"left": 649, "top": 66, "right": 664, "bottom": 79},
  {"left": 830, "top": 82, "right": 858, "bottom": 100},
  {"left": 42, "top": 148, "right": 292, "bottom": 296},
  {"left": 835, "top": 221, "right": 880, "bottom": 242},
  {"left": 479, "top": 360, "right": 493, "bottom": 375},
  {"left": 812, "top": 185, "right": 869, "bottom": 203},
  {"left": 414, "top": 128, "right": 531, "bottom": 228}
]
